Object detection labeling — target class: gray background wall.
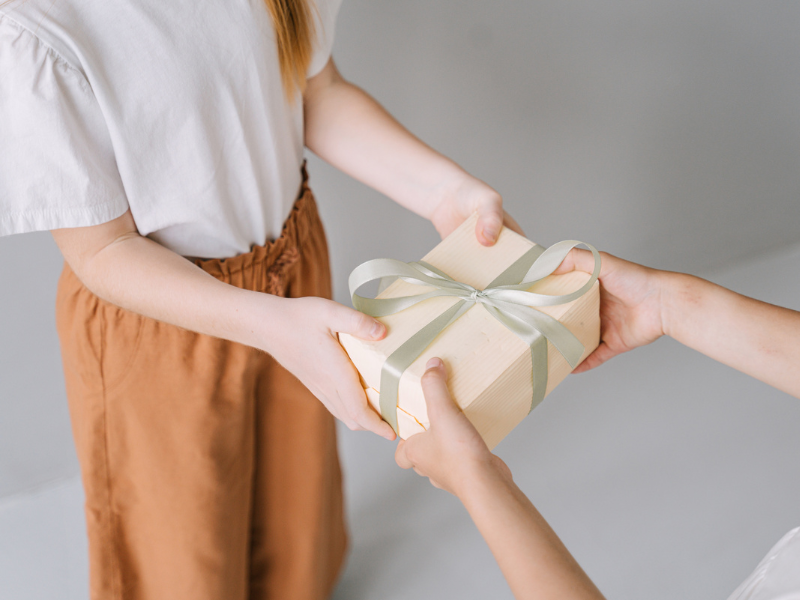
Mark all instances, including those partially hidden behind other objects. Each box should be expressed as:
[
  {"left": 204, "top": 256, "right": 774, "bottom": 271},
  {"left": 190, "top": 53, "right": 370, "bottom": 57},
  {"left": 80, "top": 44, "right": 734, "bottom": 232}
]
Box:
[{"left": 1, "top": 1, "right": 799, "bottom": 598}]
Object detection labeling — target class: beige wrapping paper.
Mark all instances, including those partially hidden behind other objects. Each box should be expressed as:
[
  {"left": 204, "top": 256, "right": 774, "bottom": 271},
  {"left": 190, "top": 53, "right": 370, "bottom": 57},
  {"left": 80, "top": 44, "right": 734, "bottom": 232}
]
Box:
[{"left": 340, "top": 214, "right": 600, "bottom": 449}]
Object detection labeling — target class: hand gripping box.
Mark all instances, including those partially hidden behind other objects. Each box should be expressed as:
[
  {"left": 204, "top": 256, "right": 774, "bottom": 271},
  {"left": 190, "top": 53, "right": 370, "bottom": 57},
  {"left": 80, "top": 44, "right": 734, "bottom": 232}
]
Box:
[{"left": 340, "top": 214, "right": 600, "bottom": 450}]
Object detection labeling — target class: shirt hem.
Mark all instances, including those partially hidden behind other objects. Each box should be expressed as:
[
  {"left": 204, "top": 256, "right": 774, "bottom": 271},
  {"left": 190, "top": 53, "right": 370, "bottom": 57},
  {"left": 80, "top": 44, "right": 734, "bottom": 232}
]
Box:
[{"left": 0, "top": 198, "right": 129, "bottom": 236}]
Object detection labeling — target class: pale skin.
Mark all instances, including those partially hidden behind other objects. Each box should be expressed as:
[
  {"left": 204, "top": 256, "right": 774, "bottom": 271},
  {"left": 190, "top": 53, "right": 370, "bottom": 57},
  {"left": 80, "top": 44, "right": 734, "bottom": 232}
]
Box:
[
  {"left": 50, "top": 57, "right": 522, "bottom": 442},
  {"left": 396, "top": 250, "right": 800, "bottom": 600}
]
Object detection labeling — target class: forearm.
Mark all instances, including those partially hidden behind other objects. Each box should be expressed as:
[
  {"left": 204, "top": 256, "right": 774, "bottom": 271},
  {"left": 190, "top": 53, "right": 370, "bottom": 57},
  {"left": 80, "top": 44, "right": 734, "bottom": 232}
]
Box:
[
  {"left": 459, "top": 467, "right": 605, "bottom": 600},
  {"left": 662, "top": 272, "right": 800, "bottom": 398},
  {"left": 304, "top": 63, "right": 468, "bottom": 218},
  {"left": 54, "top": 229, "right": 278, "bottom": 351}
]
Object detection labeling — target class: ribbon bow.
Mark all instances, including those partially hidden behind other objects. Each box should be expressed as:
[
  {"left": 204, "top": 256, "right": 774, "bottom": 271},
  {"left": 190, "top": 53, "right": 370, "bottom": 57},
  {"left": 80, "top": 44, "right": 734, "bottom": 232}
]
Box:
[{"left": 349, "top": 240, "right": 601, "bottom": 434}]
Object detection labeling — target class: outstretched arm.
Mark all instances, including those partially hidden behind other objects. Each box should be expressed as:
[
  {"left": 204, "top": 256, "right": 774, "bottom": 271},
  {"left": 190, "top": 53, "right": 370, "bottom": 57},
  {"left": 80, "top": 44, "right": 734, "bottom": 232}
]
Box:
[
  {"left": 303, "top": 58, "right": 523, "bottom": 244},
  {"left": 51, "top": 210, "right": 396, "bottom": 440},
  {"left": 556, "top": 251, "right": 800, "bottom": 399},
  {"left": 396, "top": 359, "right": 606, "bottom": 600}
]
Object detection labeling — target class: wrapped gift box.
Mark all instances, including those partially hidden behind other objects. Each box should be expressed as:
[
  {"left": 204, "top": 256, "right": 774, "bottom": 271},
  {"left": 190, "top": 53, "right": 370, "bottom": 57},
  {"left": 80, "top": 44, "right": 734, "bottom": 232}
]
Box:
[{"left": 340, "top": 213, "right": 600, "bottom": 450}]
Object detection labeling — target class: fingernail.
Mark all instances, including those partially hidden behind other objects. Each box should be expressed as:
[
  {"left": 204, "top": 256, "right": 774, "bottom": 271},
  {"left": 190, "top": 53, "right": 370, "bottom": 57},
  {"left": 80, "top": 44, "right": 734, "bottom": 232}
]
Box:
[
  {"left": 371, "top": 321, "right": 385, "bottom": 338},
  {"left": 483, "top": 223, "right": 499, "bottom": 242},
  {"left": 426, "top": 357, "right": 443, "bottom": 369}
]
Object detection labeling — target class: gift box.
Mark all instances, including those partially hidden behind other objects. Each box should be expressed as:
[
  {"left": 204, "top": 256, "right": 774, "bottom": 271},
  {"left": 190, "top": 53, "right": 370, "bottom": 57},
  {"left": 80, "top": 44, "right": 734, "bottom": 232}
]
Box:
[{"left": 340, "top": 213, "right": 600, "bottom": 450}]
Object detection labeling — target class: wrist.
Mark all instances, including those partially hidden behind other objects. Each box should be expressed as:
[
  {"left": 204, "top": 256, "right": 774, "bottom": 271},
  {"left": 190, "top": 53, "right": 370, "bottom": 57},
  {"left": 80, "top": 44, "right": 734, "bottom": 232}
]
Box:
[
  {"left": 453, "top": 455, "right": 513, "bottom": 504},
  {"left": 659, "top": 271, "right": 698, "bottom": 340},
  {"left": 458, "top": 462, "right": 528, "bottom": 526},
  {"left": 227, "top": 288, "right": 288, "bottom": 352},
  {"left": 425, "top": 164, "right": 474, "bottom": 217}
]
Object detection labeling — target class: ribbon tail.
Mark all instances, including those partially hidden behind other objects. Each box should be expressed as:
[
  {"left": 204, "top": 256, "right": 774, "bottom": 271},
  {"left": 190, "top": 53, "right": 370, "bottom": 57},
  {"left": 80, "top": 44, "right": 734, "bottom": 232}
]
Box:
[
  {"left": 485, "top": 304, "right": 550, "bottom": 414},
  {"left": 485, "top": 245, "right": 545, "bottom": 287},
  {"left": 491, "top": 241, "right": 602, "bottom": 307},
  {"left": 489, "top": 300, "right": 585, "bottom": 368},
  {"left": 529, "top": 336, "right": 548, "bottom": 413},
  {"left": 379, "top": 300, "right": 471, "bottom": 434}
]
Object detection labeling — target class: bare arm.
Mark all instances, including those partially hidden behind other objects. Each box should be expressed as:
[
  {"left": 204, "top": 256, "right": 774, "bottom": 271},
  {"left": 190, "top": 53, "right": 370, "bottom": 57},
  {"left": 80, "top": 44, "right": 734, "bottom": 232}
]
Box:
[
  {"left": 396, "top": 359, "right": 605, "bottom": 600},
  {"left": 52, "top": 210, "right": 269, "bottom": 346},
  {"left": 663, "top": 273, "right": 800, "bottom": 398},
  {"left": 462, "top": 470, "right": 605, "bottom": 600},
  {"left": 303, "top": 58, "right": 523, "bottom": 244},
  {"left": 48, "top": 56, "right": 525, "bottom": 440},
  {"left": 51, "top": 210, "right": 396, "bottom": 439},
  {"left": 556, "top": 251, "right": 800, "bottom": 399},
  {"left": 395, "top": 252, "right": 799, "bottom": 598}
]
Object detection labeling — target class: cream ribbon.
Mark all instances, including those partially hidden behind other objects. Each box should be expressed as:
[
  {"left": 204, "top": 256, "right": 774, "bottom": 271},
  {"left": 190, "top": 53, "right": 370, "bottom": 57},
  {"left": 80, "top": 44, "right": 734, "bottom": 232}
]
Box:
[{"left": 349, "top": 241, "right": 601, "bottom": 434}]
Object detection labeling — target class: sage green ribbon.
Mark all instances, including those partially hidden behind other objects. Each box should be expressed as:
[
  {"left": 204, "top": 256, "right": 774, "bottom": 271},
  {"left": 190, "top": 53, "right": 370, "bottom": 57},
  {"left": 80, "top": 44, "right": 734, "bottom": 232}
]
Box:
[{"left": 349, "top": 240, "right": 601, "bottom": 435}]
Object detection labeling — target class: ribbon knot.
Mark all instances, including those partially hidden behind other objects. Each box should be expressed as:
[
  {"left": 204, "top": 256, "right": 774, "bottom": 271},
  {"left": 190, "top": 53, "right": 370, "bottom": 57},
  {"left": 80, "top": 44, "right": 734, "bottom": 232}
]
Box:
[
  {"left": 349, "top": 239, "right": 601, "bottom": 435},
  {"left": 468, "top": 288, "right": 485, "bottom": 303}
]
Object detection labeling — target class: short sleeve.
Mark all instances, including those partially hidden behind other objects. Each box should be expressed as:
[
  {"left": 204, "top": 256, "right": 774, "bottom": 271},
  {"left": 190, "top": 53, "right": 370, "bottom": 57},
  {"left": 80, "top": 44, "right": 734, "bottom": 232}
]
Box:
[
  {"left": 306, "top": 0, "right": 344, "bottom": 77},
  {"left": 727, "top": 527, "right": 800, "bottom": 600},
  {"left": 0, "top": 15, "right": 129, "bottom": 236}
]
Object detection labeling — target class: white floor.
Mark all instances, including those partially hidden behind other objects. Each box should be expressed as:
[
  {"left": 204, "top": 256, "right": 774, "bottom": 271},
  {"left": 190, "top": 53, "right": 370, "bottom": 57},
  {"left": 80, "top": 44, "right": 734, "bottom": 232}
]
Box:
[
  {"left": 0, "top": 479, "right": 87, "bottom": 600},
  {"left": 1, "top": 243, "right": 799, "bottom": 600}
]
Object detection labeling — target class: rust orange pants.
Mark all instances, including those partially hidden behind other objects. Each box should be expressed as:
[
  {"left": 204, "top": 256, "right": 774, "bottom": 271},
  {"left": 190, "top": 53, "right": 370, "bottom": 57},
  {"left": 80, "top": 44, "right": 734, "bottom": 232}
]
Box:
[{"left": 55, "top": 178, "right": 347, "bottom": 600}]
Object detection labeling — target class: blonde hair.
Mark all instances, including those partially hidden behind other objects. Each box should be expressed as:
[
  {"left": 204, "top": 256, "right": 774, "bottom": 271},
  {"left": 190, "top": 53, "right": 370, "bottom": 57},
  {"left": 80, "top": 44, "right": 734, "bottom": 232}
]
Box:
[{"left": 265, "top": 0, "right": 316, "bottom": 100}]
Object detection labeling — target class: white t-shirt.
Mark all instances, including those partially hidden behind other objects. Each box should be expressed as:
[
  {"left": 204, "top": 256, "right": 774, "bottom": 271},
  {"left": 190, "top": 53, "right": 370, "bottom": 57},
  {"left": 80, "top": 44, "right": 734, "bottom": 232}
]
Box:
[
  {"left": 0, "top": 0, "right": 341, "bottom": 258},
  {"left": 728, "top": 527, "right": 800, "bottom": 600}
]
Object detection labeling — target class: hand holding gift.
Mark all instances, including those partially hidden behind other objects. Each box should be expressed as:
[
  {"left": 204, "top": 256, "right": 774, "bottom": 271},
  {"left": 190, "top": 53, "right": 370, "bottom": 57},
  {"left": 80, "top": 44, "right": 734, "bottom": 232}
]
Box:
[
  {"left": 395, "top": 251, "right": 800, "bottom": 600},
  {"left": 264, "top": 295, "right": 396, "bottom": 440},
  {"left": 341, "top": 213, "right": 602, "bottom": 448},
  {"left": 395, "top": 358, "right": 607, "bottom": 600},
  {"left": 394, "top": 357, "right": 512, "bottom": 497},
  {"left": 550, "top": 248, "right": 668, "bottom": 372},
  {"left": 553, "top": 249, "right": 800, "bottom": 398},
  {"left": 427, "top": 174, "right": 525, "bottom": 245}
]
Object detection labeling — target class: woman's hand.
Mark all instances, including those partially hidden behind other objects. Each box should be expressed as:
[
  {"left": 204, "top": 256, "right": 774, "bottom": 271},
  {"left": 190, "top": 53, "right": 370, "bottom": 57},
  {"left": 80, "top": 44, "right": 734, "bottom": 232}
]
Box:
[
  {"left": 304, "top": 59, "right": 523, "bottom": 248},
  {"left": 429, "top": 175, "right": 524, "bottom": 246},
  {"left": 558, "top": 248, "right": 800, "bottom": 397},
  {"left": 553, "top": 249, "right": 669, "bottom": 372},
  {"left": 263, "top": 296, "right": 397, "bottom": 441},
  {"left": 394, "top": 358, "right": 511, "bottom": 496}
]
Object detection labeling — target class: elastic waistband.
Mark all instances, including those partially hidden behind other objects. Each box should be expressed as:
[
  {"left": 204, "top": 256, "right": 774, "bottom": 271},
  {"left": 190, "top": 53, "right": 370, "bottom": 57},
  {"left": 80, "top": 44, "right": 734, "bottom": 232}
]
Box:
[
  {"left": 59, "top": 169, "right": 321, "bottom": 305},
  {"left": 193, "top": 166, "right": 320, "bottom": 291}
]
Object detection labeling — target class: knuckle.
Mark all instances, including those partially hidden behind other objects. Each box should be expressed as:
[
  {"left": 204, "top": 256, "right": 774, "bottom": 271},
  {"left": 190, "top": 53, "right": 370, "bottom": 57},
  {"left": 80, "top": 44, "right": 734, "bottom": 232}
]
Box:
[
  {"left": 353, "top": 414, "right": 370, "bottom": 430},
  {"left": 347, "top": 409, "right": 367, "bottom": 430},
  {"left": 353, "top": 402, "right": 372, "bottom": 418},
  {"left": 482, "top": 190, "right": 502, "bottom": 207},
  {"left": 322, "top": 300, "right": 340, "bottom": 324},
  {"left": 301, "top": 296, "right": 320, "bottom": 314},
  {"left": 351, "top": 310, "right": 370, "bottom": 333},
  {"left": 405, "top": 442, "right": 421, "bottom": 464}
]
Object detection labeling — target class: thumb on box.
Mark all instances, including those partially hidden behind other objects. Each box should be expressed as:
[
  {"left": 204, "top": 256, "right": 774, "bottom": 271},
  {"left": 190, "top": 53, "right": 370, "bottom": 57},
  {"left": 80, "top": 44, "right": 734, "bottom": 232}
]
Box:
[
  {"left": 420, "top": 357, "right": 460, "bottom": 423},
  {"left": 475, "top": 202, "right": 504, "bottom": 246},
  {"left": 329, "top": 303, "right": 386, "bottom": 341},
  {"left": 421, "top": 358, "right": 491, "bottom": 457}
]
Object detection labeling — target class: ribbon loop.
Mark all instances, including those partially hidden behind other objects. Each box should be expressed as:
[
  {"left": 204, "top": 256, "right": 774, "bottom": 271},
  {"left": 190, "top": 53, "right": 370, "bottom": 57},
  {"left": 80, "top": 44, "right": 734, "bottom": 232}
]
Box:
[{"left": 349, "top": 240, "right": 601, "bottom": 434}]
